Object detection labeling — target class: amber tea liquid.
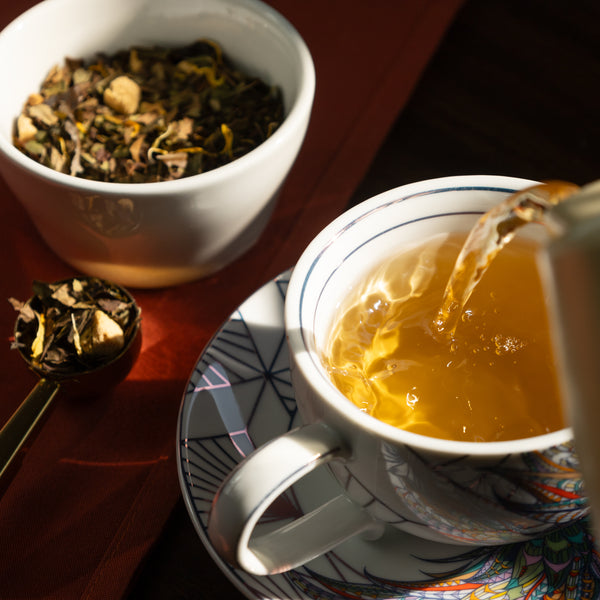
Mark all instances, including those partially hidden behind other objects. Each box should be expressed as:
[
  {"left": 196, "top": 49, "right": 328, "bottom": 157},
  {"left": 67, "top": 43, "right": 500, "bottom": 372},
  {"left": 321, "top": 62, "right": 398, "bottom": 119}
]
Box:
[{"left": 323, "top": 233, "right": 565, "bottom": 442}]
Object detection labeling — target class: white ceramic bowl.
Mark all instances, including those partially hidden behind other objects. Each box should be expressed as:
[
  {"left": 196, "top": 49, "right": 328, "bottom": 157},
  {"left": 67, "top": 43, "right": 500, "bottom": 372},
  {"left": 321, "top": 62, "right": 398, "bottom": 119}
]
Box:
[{"left": 0, "top": 0, "right": 315, "bottom": 287}]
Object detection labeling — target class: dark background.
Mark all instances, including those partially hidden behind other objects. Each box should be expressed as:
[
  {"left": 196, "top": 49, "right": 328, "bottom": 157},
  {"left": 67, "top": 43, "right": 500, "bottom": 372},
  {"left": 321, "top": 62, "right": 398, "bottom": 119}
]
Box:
[{"left": 349, "top": 0, "right": 599, "bottom": 207}]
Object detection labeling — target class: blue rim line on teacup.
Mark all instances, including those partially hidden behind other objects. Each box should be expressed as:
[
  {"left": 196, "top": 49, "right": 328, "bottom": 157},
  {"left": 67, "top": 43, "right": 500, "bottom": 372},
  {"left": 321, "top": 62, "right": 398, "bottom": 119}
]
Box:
[
  {"left": 0, "top": 0, "right": 315, "bottom": 194},
  {"left": 287, "top": 175, "right": 574, "bottom": 458}
]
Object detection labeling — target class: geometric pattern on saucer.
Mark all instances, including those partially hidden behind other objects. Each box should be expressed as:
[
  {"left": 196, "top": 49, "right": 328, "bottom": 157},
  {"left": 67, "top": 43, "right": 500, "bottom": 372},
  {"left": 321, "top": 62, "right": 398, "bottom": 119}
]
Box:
[{"left": 178, "top": 271, "right": 600, "bottom": 600}]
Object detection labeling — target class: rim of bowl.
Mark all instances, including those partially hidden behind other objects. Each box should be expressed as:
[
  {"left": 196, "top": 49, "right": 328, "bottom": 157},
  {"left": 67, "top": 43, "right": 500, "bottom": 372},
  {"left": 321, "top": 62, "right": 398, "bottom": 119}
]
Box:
[
  {"left": 285, "top": 174, "right": 574, "bottom": 458},
  {"left": 0, "top": 0, "right": 316, "bottom": 196}
]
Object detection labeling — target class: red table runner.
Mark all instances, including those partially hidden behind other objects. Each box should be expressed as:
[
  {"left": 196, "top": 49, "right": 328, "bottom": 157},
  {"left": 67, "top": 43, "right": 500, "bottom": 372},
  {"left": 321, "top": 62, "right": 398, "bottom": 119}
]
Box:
[{"left": 0, "top": 1, "right": 464, "bottom": 598}]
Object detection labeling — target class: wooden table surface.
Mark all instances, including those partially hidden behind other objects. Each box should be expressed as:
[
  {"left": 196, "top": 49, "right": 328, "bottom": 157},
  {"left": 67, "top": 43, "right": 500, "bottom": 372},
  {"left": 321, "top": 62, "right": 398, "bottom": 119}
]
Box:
[{"left": 127, "top": 0, "right": 600, "bottom": 597}]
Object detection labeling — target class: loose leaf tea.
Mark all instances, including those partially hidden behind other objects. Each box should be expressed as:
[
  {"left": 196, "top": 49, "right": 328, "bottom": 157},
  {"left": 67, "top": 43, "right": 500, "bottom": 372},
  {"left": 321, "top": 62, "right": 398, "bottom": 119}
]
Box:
[
  {"left": 13, "top": 40, "right": 284, "bottom": 183},
  {"left": 9, "top": 278, "right": 141, "bottom": 377}
]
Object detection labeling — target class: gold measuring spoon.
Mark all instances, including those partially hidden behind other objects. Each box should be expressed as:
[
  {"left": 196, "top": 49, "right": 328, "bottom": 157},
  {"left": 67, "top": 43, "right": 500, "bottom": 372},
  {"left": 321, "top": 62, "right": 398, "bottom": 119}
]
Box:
[{"left": 0, "top": 277, "right": 141, "bottom": 491}]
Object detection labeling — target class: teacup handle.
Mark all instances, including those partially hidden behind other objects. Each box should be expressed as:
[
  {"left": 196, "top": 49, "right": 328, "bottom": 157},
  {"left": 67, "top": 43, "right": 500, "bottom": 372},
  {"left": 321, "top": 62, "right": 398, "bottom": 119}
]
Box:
[{"left": 207, "top": 422, "right": 382, "bottom": 575}]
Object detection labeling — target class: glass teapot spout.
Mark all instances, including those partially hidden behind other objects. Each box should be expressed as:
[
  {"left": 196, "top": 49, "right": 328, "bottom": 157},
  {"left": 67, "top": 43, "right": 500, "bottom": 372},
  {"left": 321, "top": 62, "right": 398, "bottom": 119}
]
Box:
[{"left": 539, "top": 179, "right": 600, "bottom": 540}]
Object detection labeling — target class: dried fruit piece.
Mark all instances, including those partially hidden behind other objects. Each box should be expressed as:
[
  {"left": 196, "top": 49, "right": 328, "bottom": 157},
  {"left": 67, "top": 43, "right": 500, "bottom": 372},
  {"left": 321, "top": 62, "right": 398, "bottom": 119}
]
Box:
[
  {"left": 80, "top": 309, "right": 125, "bottom": 357},
  {"left": 103, "top": 75, "right": 141, "bottom": 115}
]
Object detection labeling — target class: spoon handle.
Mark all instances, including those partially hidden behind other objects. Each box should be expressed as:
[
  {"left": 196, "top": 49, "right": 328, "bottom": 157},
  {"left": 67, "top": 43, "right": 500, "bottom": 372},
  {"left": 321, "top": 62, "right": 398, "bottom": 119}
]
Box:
[{"left": 0, "top": 378, "right": 60, "bottom": 491}]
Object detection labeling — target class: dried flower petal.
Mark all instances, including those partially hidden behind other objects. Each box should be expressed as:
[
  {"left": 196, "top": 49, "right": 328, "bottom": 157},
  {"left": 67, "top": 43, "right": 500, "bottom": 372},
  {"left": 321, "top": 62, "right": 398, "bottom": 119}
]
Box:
[{"left": 31, "top": 313, "right": 45, "bottom": 358}]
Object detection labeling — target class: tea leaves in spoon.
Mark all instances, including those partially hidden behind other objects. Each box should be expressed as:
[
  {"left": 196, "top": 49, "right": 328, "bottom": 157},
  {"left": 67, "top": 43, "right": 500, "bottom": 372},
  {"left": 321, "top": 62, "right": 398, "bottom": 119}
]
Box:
[{"left": 9, "top": 278, "right": 140, "bottom": 377}]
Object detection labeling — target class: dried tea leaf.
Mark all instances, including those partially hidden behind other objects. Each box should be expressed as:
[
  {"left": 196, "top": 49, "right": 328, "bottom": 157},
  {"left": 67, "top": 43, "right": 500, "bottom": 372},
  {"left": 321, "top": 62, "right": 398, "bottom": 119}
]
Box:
[
  {"left": 9, "top": 278, "right": 140, "bottom": 377},
  {"left": 13, "top": 40, "right": 284, "bottom": 183},
  {"left": 27, "top": 103, "right": 59, "bottom": 126},
  {"left": 72, "top": 313, "right": 83, "bottom": 355},
  {"left": 50, "top": 281, "right": 78, "bottom": 306}
]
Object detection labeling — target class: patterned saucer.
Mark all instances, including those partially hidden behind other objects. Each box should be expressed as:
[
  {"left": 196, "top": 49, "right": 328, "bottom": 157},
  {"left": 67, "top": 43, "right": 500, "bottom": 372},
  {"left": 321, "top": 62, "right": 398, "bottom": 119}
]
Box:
[{"left": 177, "top": 271, "right": 600, "bottom": 600}]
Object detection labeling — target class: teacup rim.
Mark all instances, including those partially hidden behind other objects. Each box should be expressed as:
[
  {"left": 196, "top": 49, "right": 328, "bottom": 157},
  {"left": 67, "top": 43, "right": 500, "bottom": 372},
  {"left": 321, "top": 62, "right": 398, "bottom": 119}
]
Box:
[{"left": 286, "top": 174, "right": 574, "bottom": 458}]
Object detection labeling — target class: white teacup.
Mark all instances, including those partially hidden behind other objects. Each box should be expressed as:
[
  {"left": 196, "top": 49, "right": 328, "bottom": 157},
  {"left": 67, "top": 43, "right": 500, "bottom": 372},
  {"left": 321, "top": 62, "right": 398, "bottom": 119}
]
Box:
[{"left": 207, "top": 175, "right": 587, "bottom": 575}]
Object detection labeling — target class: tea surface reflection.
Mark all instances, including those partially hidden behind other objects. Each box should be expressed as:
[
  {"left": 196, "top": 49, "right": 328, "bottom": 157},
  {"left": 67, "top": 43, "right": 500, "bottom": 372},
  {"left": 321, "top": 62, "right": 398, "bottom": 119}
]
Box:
[{"left": 324, "top": 233, "right": 565, "bottom": 442}]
